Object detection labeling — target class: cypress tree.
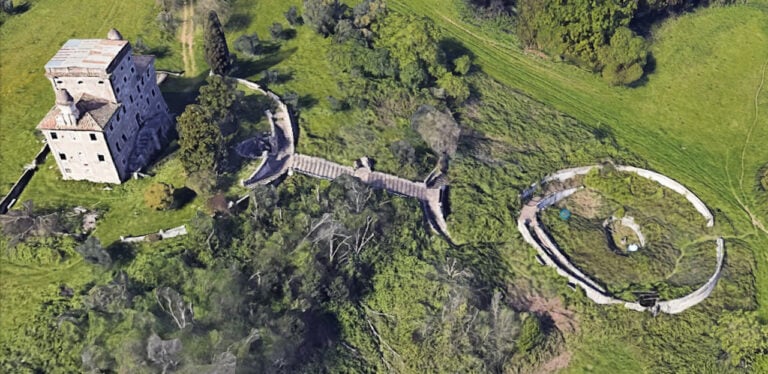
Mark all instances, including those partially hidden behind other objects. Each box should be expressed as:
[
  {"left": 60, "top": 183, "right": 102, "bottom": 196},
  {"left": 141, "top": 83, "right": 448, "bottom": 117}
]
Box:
[{"left": 204, "top": 10, "right": 232, "bottom": 75}]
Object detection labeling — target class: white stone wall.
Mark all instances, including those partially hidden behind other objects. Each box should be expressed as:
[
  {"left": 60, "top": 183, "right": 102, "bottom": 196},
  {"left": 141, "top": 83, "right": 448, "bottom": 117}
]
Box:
[
  {"left": 521, "top": 165, "right": 723, "bottom": 314},
  {"left": 45, "top": 129, "right": 121, "bottom": 183}
]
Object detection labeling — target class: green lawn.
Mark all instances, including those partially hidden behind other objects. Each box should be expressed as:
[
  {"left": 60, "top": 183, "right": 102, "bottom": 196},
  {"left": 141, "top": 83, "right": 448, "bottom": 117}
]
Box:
[{"left": 390, "top": 0, "right": 768, "bottom": 316}]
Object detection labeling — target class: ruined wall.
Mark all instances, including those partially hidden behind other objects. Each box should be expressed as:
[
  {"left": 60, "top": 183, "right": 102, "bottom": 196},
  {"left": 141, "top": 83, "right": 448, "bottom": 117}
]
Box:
[{"left": 518, "top": 165, "right": 724, "bottom": 314}]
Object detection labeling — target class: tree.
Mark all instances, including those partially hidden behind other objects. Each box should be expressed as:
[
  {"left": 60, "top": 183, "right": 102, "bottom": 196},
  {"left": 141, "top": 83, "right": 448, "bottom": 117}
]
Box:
[
  {"left": 197, "top": 75, "right": 242, "bottom": 136},
  {"left": 204, "top": 10, "right": 232, "bottom": 75},
  {"left": 1, "top": 0, "right": 13, "bottom": 14},
  {"left": 303, "top": 0, "right": 341, "bottom": 36},
  {"left": 146, "top": 333, "right": 183, "bottom": 372},
  {"left": 156, "top": 10, "right": 178, "bottom": 40},
  {"left": 155, "top": 287, "right": 194, "bottom": 330},
  {"left": 375, "top": 13, "right": 445, "bottom": 77},
  {"left": 76, "top": 236, "right": 112, "bottom": 267},
  {"left": 437, "top": 73, "right": 470, "bottom": 103},
  {"left": 270, "top": 22, "right": 285, "bottom": 40},
  {"left": 761, "top": 168, "right": 768, "bottom": 191},
  {"left": 234, "top": 33, "right": 262, "bottom": 56},
  {"left": 144, "top": 183, "right": 175, "bottom": 210},
  {"left": 285, "top": 5, "right": 302, "bottom": 26},
  {"left": 390, "top": 140, "right": 415, "bottom": 166},
  {"left": 411, "top": 105, "right": 461, "bottom": 157},
  {"left": 176, "top": 104, "right": 225, "bottom": 176},
  {"left": 598, "top": 27, "right": 648, "bottom": 85},
  {"left": 453, "top": 55, "right": 471, "bottom": 75}
]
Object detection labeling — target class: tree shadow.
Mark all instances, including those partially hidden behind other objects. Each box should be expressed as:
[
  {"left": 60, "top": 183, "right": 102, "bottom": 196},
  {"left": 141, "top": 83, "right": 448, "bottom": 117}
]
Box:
[
  {"left": 280, "top": 29, "right": 297, "bottom": 40},
  {"left": 627, "top": 52, "right": 656, "bottom": 89},
  {"left": 147, "top": 45, "right": 171, "bottom": 59},
  {"left": 10, "top": 2, "right": 30, "bottom": 15},
  {"left": 233, "top": 47, "right": 297, "bottom": 79},
  {"left": 226, "top": 13, "right": 252, "bottom": 31},
  {"left": 159, "top": 70, "right": 209, "bottom": 115},
  {"left": 105, "top": 241, "right": 136, "bottom": 267},
  {"left": 298, "top": 95, "right": 318, "bottom": 110},
  {"left": 172, "top": 187, "right": 197, "bottom": 209},
  {"left": 439, "top": 37, "right": 476, "bottom": 62}
]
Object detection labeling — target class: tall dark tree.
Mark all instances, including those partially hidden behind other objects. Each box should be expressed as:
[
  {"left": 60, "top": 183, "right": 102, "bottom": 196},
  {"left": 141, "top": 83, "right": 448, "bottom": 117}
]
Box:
[
  {"left": 204, "top": 10, "right": 232, "bottom": 75},
  {"left": 176, "top": 104, "right": 225, "bottom": 175},
  {"left": 197, "top": 75, "right": 242, "bottom": 136}
]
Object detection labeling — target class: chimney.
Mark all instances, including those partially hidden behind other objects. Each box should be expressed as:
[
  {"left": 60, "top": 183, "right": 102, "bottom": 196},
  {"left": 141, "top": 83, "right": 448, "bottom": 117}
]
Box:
[{"left": 55, "top": 89, "right": 80, "bottom": 126}]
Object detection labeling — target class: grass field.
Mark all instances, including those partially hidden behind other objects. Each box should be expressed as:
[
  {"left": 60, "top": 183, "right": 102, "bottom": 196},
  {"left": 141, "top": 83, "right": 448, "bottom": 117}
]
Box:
[{"left": 390, "top": 0, "right": 768, "bottom": 316}]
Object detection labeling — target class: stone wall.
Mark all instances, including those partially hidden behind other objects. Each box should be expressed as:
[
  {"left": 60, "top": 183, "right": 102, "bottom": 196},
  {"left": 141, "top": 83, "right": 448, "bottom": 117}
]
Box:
[
  {"left": 120, "top": 225, "right": 188, "bottom": 243},
  {"left": 0, "top": 145, "right": 49, "bottom": 214},
  {"left": 518, "top": 164, "right": 724, "bottom": 314}
]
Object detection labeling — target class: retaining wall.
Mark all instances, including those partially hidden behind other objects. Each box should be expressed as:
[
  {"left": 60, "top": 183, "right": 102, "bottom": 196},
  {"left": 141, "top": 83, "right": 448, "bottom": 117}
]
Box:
[
  {"left": 0, "top": 145, "right": 49, "bottom": 214},
  {"left": 519, "top": 165, "right": 724, "bottom": 314},
  {"left": 120, "top": 225, "right": 188, "bottom": 243}
]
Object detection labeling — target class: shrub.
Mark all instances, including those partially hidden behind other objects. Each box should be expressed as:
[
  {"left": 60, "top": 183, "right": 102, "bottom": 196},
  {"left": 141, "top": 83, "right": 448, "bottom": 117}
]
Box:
[{"left": 144, "top": 183, "right": 175, "bottom": 210}]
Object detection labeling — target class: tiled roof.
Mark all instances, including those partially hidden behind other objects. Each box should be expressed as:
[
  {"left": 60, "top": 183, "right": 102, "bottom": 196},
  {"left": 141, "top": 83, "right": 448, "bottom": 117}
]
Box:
[{"left": 37, "top": 93, "right": 119, "bottom": 132}]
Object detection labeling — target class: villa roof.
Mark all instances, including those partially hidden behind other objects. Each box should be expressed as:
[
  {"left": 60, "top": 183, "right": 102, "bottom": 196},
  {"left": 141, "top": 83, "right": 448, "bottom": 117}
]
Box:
[
  {"left": 37, "top": 93, "right": 120, "bottom": 132},
  {"left": 44, "top": 39, "right": 129, "bottom": 77}
]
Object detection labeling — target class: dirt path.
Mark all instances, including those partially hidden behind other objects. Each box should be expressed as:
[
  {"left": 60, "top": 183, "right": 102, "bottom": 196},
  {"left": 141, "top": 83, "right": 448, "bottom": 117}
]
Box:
[
  {"left": 732, "top": 59, "right": 768, "bottom": 235},
  {"left": 179, "top": 2, "right": 196, "bottom": 74}
]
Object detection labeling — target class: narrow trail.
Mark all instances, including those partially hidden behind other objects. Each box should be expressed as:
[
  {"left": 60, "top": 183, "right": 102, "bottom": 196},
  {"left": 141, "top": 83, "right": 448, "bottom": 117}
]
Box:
[
  {"left": 179, "top": 2, "right": 196, "bottom": 75},
  {"left": 732, "top": 58, "right": 768, "bottom": 235}
]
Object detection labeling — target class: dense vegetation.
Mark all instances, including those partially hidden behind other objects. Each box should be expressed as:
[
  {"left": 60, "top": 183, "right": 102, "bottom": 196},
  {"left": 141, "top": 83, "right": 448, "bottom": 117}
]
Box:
[
  {"left": 466, "top": 0, "right": 744, "bottom": 85},
  {"left": 1, "top": 0, "right": 768, "bottom": 372}
]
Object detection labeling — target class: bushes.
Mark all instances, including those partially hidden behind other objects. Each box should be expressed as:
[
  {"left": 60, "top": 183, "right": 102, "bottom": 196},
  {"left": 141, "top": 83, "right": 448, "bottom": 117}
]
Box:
[{"left": 144, "top": 182, "right": 175, "bottom": 210}]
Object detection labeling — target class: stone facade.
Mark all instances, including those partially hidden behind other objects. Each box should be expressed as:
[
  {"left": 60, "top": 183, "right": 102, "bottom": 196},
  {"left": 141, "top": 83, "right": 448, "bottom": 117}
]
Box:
[{"left": 36, "top": 29, "right": 173, "bottom": 184}]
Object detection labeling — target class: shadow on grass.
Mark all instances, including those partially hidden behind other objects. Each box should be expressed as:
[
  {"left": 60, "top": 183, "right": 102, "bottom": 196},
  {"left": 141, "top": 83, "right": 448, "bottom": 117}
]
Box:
[
  {"left": 9, "top": 2, "right": 30, "bottom": 15},
  {"left": 234, "top": 47, "right": 298, "bottom": 79},
  {"left": 106, "top": 241, "right": 136, "bottom": 267},
  {"left": 160, "top": 70, "right": 210, "bottom": 115},
  {"left": 226, "top": 13, "right": 252, "bottom": 31},
  {"left": 172, "top": 187, "right": 197, "bottom": 210}
]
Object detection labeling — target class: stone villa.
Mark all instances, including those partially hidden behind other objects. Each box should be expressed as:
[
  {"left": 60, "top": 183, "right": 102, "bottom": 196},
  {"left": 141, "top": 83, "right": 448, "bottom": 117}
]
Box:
[{"left": 36, "top": 29, "right": 173, "bottom": 184}]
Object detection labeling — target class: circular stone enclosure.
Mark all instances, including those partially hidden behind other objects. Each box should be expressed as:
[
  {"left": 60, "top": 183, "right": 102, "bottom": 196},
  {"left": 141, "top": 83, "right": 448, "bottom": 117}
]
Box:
[{"left": 517, "top": 165, "right": 724, "bottom": 314}]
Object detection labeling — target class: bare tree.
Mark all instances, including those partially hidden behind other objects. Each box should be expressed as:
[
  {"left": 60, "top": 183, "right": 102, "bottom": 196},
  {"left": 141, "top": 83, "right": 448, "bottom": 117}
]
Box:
[
  {"left": 146, "top": 333, "right": 182, "bottom": 373},
  {"left": 351, "top": 215, "right": 376, "bottom": 256},
  {"left": 155, "top": 286, "right": 194, "bottom": 330},
  {"left": 306, "top": 213, "right": 351, "bottom": 263}
]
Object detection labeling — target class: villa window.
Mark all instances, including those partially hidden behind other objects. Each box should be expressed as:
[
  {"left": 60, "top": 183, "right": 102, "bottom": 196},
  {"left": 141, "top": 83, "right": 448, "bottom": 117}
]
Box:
[
  {"left": 122, "top": 106, "right": 126, "bottom": 114},
  {"left": 98, "top": 80, "right": 104, "bottom": 84},
  {"left": 121, "top": 134, "right": 127, "bottom": 142},
  {"left": 151, "top": 89, "right": 156, "bottom": 97},
  {"left": 123, "top": 76, "right": 127, "bottom": 83},
  {"left": 116, "top": 87, "right": 120, "bottom": 94},
  {"left": 131, "top": 67, "right": 135, "bottom": 74},
  {"left": 59, "top": 153, "right": 67, "bottom": 161},
  {"left": 129, "top": 95, "right": 134, "bottom": 103},
  {"left": 116, "top": 142, "right": 121, "bottom": 152},
  {"left": 89, "top": 133, "right": 97, "bottom": 141},
  {"left": 97, "top": 154, "right": 105, "bottom": 162},
  {"left": 50, "top": 132, "right": 58, "bottom": 140}
]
